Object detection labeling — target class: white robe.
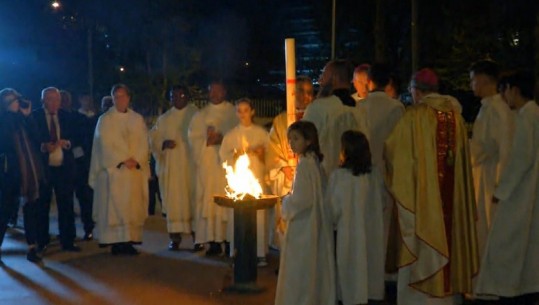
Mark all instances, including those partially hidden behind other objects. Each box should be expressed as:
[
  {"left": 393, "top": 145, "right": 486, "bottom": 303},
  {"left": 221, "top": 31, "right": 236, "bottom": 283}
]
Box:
[
  {"left": 303, "top": 95, "right": 358, "bottom": 176},
  {"left": 188, "top": 102, "right": 238, "bottom": 243},
  {"left": 275, "top": 153, "right": 336, "bottom": 305},
  {"left": 475, "top": 101, "right": 539, "bottom": 297},
  {"left": 358, "top": 92, "right": 404, "bottom": 256},
  {"left": 358, "top": 91, "right": 405, "bottom": 172},
  {"left": 149, "top": 104, "right": 198, "bottom": 234},
  {"left": 219, "top": 123, "right": 269, "bottom": 257},
  {"left": 326, "top": 168, "right": 385, "bottom": 304},
  {"left": 470, "top": 94, "right": 514, "bottom": 256},
  {"left": 89, "top": 107, "right": 149, "bottom": 244}
]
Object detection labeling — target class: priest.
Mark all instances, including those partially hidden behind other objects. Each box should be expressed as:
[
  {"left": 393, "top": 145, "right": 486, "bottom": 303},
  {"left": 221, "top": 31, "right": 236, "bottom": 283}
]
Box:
[
  {"left": 188, "top": 80, "right": 238, "bottom": 255},
  {"left": 475, "top": 71, "right": 539, "bottom": 302},
  {"left": 385, "top": 69, "right": 479, "bottom": 305},
  {"left": 150, "top": 85, "right": 198, "bottom": 250},
  {"left": 89, "top": 84, "right": 149, "bottom": 255},
  {"left": 266, "top": 76, "right": 314, "bottom": 248},
  {"left": 303, "top": 60, "right": 359, "bottom": 176},
  {"left": 469, "top": 60, "right": 514, "bottom": 256}
]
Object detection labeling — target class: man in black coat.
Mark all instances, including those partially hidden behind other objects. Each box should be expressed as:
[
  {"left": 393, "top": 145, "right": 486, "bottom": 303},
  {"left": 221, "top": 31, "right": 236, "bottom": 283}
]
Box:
[
  {"left": 32, "top": 87, "right": 80, "bottom": 252},
  {"left": 60, "top": 91, "right": 96, "bottom": 240}
]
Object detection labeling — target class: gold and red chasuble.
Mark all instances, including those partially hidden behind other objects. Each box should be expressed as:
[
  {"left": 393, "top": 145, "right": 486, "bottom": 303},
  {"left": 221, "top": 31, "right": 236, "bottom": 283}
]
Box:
[{"left": 434, "top": 109, "right": 456, "bottom": 293}]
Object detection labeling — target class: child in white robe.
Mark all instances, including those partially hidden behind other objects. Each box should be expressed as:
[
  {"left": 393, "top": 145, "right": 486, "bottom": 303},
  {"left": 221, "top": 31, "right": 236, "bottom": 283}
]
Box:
[
  {"left": 326, "top": 130, "right": 385, "bottom": 305},
  {"left": 275, "top": 121, "right": 336, "bottom": 305},
  {"left": 219, "top": 98, "right": 269, "bottom": 266}
]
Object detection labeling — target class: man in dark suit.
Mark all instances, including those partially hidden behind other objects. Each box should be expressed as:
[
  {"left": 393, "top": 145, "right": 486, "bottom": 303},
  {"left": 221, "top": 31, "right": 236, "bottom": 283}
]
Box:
[
  {"left": 33, "top": 87, "right": 80, "bottom": 252},
  {"left": 60, "top": 91, "right": 96, "bottom": 240}
]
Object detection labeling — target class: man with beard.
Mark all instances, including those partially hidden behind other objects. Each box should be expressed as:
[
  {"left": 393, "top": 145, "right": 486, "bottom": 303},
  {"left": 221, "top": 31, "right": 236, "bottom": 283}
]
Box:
[{"left": 303, "top": 59, "right": 361, "bottom": 176}]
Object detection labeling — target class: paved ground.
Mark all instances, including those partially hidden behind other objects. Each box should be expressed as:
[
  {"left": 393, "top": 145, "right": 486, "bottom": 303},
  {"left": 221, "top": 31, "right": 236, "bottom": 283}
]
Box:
[
  {"left": 0, "top": 212, "right": 278, "bottom": 305},
  {"left": 1, "top": 206, "right": 537, "bottom": 305}
]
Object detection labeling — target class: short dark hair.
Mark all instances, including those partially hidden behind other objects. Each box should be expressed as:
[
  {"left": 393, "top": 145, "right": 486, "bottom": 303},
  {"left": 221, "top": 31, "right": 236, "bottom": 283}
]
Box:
[
  {"left": 368, "top": 63, "right": 391, "bottom": 88},
  {"left": 499, "top": 71, "right": 535, "bottom": 100},
  {"left": 169, "top": 85, "right": 189, "bottom": 97},
  {"left": 111, "top": 83, "right": 131, "bottom": 97},
  {"left": 340, "top": 130, "right": 372, "bottom": 176},
  {"left": 469, "top": 60, "right": 500, "bottom": 81},
  {"left": 209, "top": 79, "right": 226, "bottom": 89},
  {"left": 287, "top": 121, "right": 324, "bottom": 162},
  {"left": 332, "top": 59, "right": 354, "bottom": 84}
]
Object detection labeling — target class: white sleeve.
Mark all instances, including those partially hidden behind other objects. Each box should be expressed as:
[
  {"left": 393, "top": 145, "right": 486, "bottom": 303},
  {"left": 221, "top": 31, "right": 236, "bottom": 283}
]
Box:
[
  {"left": 281, "top": 160, "right": 315, "bottom": 221},
  {"left": 494, "top": 117, "right": 533, "bottom": 201}
]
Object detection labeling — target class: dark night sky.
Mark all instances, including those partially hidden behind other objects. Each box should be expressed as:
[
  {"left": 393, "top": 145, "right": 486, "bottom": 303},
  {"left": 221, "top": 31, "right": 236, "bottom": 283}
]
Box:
[{"left": 0, "top": 0, "right": 537, "bottom": 107}]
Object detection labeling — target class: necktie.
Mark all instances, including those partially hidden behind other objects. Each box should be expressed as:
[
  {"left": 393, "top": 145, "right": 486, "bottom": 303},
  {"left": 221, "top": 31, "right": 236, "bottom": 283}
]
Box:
[{"left": 49, "top": 113, "right": 58, "bottom": 142}]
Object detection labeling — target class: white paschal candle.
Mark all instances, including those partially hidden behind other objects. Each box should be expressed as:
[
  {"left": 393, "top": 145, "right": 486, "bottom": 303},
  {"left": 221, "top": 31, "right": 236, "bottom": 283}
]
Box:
[
  {"left": 285, "top": 38, "right": 296, "bottom": 128},
  {"left": 285, "top": 38, "right": 297, "bottom": 168}
]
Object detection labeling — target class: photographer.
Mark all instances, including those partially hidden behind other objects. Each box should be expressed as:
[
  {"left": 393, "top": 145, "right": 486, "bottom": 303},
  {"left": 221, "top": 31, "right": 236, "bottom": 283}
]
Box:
[{"left": 0, "top": 88, "right": 46, "bottom": 264}]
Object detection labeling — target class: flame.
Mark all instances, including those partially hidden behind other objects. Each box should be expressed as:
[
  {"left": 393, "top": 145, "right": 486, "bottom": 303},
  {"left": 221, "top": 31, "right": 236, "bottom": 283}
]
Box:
[{"left": 223, "top": 153, "right": 263, "bottom": 200}]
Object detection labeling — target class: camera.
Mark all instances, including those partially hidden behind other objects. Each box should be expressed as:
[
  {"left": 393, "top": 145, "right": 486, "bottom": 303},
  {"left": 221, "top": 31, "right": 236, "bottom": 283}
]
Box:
[{"left": 18, "top": 98, "right": 31, "bottom": 109}]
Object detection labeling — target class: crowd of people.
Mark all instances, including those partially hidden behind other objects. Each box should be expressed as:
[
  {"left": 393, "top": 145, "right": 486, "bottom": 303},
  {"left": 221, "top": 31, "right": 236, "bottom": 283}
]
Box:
[{"left": 0, "top": 57, "right": 537, "bottom": 305}]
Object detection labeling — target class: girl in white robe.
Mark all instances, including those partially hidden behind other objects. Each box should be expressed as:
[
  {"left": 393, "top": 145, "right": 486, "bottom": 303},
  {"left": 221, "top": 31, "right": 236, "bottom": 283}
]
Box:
[
  {"left": 275, "top": 121, "right": 336, "bottom": 305},
  {"left": 219, "top": 98, "right": 269, "bottom": 265},
  {"left": 326, "top": 130, "right": 385, "bottom": 305}
]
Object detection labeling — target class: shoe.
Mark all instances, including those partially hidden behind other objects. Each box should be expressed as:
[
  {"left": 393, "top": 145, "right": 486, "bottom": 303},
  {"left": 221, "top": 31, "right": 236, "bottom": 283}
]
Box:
[
  {"left": 224, "top": 242, "right": 230, "bottom": 257},
  {"left": 111, "top": 244, "right": 121, "bottom": 255},
  {"left": 257, "top": 257, "right": 268, "bottom": 267},
  {"left": 168, "top": 241, "right": 180, "bottom": 251},
  {"left": 193, "top": 243, "right": 204, "bottom": 252},
  {"left": 83, "top": 231, "right": 93, "bottom": 241},
  {"left": 37, "top": 245, "right": 48, "bottom": 256},
  {"left": 62, "top": 244, "right": 82, "bottom": 252},
  {"left": 124, "top": 244, "right": 140, "bottom": 256},
  {"left": 27, "top": 248, "right": 42, "bottom": 264},
  {"left": 205, "top": 242, "right": 222, "bottom": 256}
]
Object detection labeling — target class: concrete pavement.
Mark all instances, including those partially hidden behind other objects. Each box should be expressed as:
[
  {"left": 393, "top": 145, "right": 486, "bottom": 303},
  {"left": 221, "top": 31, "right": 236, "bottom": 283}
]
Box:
[{"left": 0, "top": 213, "right": 278, "bottom": 305}]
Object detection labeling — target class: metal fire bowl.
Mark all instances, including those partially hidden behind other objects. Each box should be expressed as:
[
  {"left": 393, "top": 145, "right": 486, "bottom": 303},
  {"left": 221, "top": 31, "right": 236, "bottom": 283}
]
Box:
[{"left": 214, "top": 194, "right": 278, "bottom": 210}]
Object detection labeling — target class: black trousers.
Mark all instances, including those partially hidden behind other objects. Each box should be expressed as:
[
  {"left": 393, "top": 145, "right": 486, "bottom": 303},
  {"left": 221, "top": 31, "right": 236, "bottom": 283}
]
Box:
[
  {"left": 39, "top": 165, "right": 76, "bottom": 248},
  {"left": 148, "top": 176, "right": 161, "bottom": 215},
  {"left": 0, "top": 178, "right": 45, "bottom": 248},
  {"left": 0, "top": 180, "right": 20, "bottom": 247},
  {"left": 74, "top": 158, "right": 94, "bottom": 233}
]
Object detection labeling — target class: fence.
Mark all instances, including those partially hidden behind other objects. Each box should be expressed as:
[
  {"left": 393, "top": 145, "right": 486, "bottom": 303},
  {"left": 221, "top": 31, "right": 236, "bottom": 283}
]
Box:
[{"left": 192, "top": 99, "right": 284, "bottom": 118}]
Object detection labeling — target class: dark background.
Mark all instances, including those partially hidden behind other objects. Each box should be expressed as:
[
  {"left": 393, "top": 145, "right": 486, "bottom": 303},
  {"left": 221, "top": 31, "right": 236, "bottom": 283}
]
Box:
[{"left": 1, "top": 0, "right": 537, "bottom": 118}]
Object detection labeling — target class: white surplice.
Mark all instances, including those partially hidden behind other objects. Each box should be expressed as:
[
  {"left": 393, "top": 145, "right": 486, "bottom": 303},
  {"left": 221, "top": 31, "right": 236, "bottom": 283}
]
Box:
[
  {"left": 188, "top": 102, "right": 238, "bottom": 244},
  {"left": 358, "top": 91, "right": 404, "bottom": 281},
  {"left": 219, "top": 123, "right": 269, "bottom": 257},
  {"left": 358, "top": 91, "right": 405, "bottom": 172},
  {"left": 149, "top": 104, "right": 198, "bottom": 233},
  {"left": 475, "top": 101, "right": 539, "bottom": 297},
  {"left": 89, "top": 107, "right": 149, "bottom": 244},
  {"left": 275, "top": 153, "right": 336, "bottom": 305},
  {"left": 327, "top": 168, "right": 385, "bottom": 304},
  {"left": 470, "top": 94, "right": 514, "bottom": 256},
  {"left": 303, "top": 95, "right": 358, "bottom": 176}
]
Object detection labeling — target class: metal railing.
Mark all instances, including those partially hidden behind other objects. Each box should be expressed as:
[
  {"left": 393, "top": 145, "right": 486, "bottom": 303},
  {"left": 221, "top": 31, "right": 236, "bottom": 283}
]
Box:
[{"left": 191, "top": 99, "right": 284, "bottom": 118}]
